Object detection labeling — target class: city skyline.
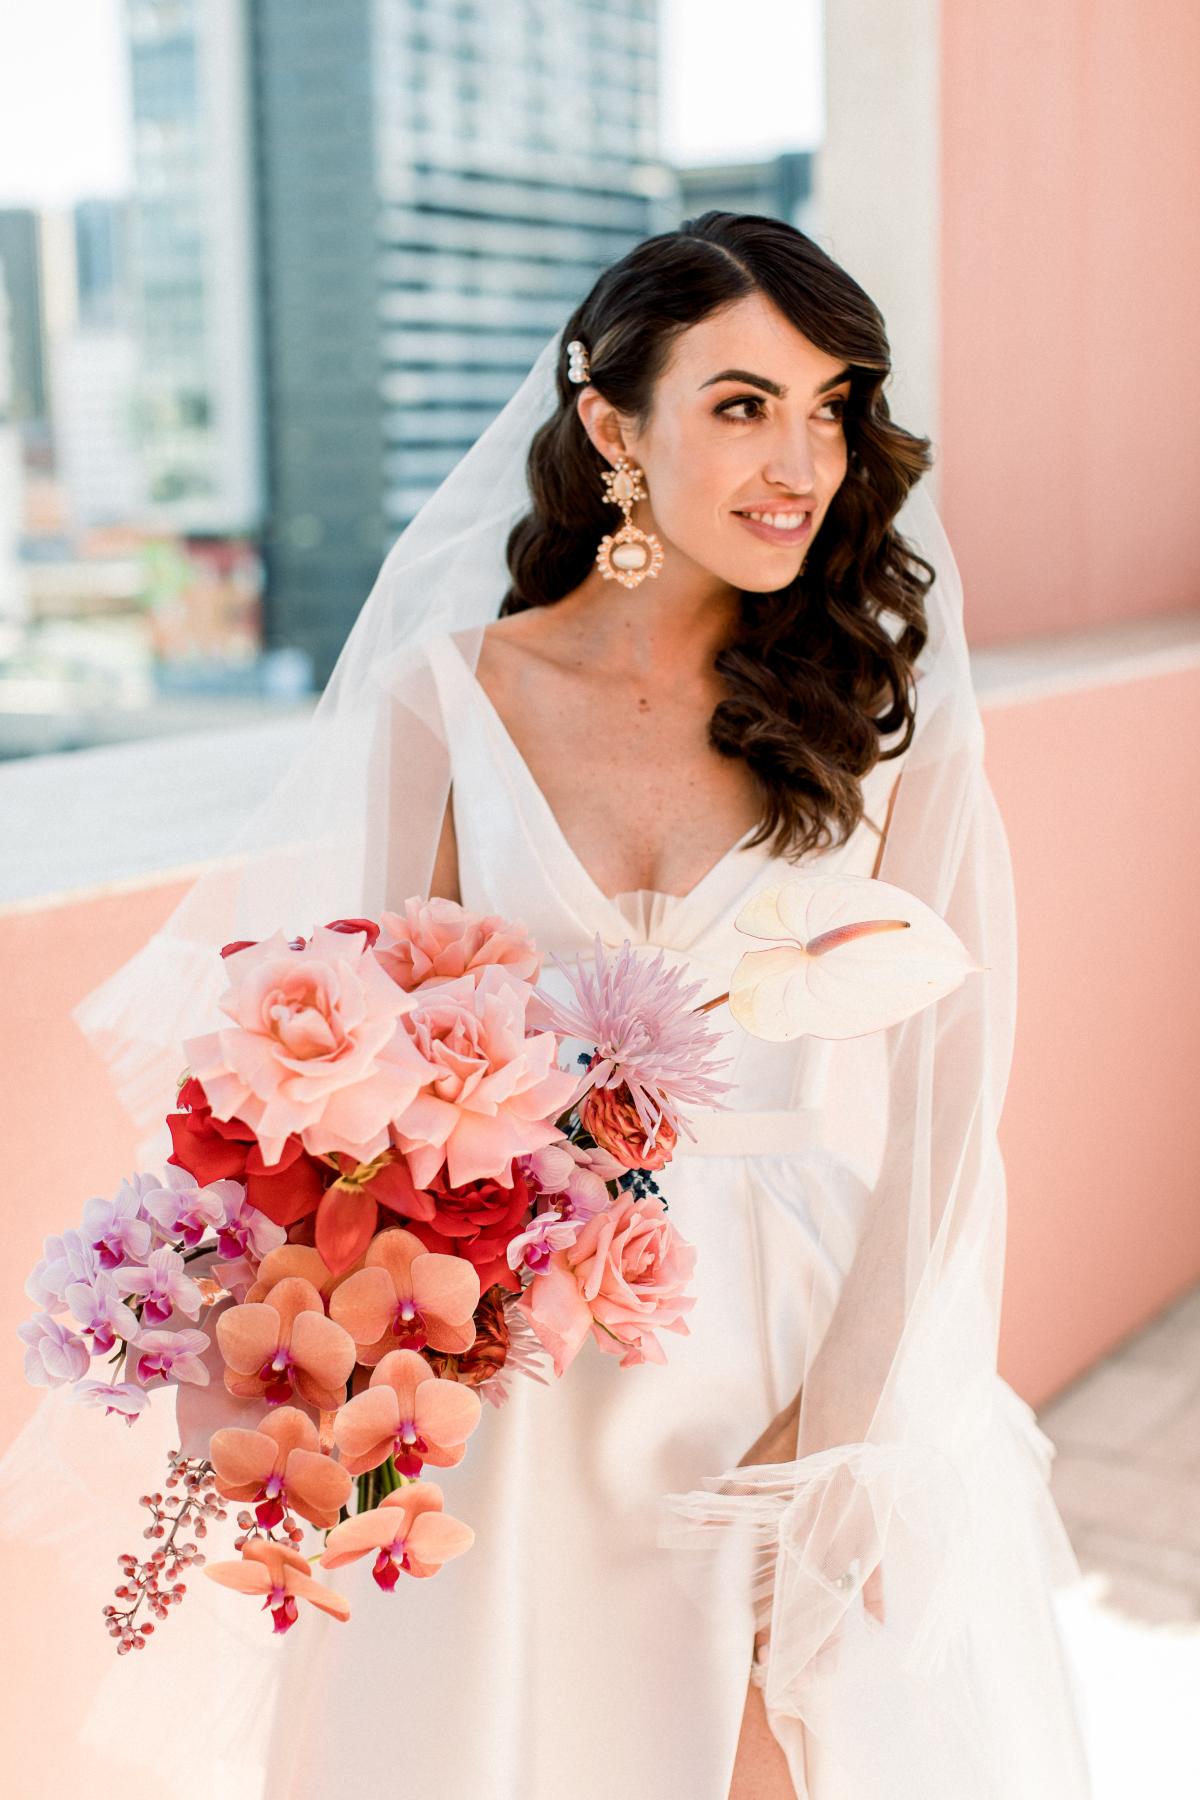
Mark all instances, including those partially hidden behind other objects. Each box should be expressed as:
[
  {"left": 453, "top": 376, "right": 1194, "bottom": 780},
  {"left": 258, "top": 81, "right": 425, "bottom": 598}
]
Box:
[{"left": 0, "top": 0, "right": 822, "bottom": 208}]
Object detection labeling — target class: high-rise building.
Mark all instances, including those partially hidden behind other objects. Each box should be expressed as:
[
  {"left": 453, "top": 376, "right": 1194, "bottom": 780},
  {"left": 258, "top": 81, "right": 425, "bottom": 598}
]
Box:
[
  {"left": 53, "top": 329, "right": 146, "bottom": 531},
  {"left": 74, "top": 198, "right": 135, "bottom": 331},
  {"left": 247, "top": 0, "right": 671, "bottom": 683},
  {"left": 0, "top": 210, "right": 49, "bottom": 436},
  {"left": 124, "top": 0, "right": 262, "bottom": 533},
  {"left": 673, "top": 151, "right": 817, "bottom": 237},
  {"left": 119, "top": 0, "right": 669, "bottom": 684},
  {"left": 0, "top": 266, "right": 29, "bottom": 623}
]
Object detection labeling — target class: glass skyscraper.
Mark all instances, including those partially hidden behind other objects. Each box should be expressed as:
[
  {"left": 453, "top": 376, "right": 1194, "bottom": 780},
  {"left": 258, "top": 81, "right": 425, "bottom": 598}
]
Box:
[
  {"left": 248, "top": 0, "right": 669, "bottom": 683},
  {"left": 122, "top": 0, "right": 668, "bottom": 684},
  {"left": 124, "top": 0, "right": 262, "bottom": 532}
]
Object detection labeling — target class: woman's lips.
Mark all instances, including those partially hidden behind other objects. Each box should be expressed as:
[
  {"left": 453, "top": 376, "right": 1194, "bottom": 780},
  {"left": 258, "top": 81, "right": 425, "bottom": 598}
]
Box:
[{"left": 733, "top": 511, "right": 813, "bottom": 546}]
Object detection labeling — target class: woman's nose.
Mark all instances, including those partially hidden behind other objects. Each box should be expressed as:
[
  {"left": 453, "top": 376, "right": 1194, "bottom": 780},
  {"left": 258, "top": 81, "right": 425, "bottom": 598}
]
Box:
[{"left": 762, "top": 435, "right": 818, "bottom": 494}]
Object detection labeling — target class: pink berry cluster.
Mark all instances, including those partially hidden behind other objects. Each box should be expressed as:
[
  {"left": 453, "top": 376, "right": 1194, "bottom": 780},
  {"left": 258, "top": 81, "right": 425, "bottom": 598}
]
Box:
[
  {"left": 231, "top": 1503, "right": 305, "bottom": 1553},
  {"left": 102, "top": 1448, "right": 226, "bottom": 1653}
]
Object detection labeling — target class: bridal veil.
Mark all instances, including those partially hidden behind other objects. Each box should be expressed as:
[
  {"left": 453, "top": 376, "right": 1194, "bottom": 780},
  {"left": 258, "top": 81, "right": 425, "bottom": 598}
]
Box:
[{"left": 1, "top": 319, "right": 1092, "bottom": 1795}]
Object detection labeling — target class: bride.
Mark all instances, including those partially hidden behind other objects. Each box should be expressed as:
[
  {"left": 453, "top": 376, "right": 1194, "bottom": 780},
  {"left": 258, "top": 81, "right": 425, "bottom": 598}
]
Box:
[{"left": 7, "top": 211, "right": 1093, "bottom": 1797}]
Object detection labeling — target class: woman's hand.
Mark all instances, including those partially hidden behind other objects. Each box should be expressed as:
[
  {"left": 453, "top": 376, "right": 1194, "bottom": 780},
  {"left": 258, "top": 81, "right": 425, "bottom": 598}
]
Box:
[
  {"left": 736, "top": 1390, "right": 885, "bottom": 1671},
  {"left": 736, "top": 1389, "right": 801, "bottom": 1472}
]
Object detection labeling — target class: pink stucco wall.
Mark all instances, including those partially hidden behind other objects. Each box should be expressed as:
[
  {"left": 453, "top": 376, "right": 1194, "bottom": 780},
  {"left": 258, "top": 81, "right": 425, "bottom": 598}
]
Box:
[
  {"left": 941, "top": 2, "right": 1200, "bottom": 645},
  {"left": 5, "top": 670, "right": 1197, "bottom": 1462},
  {"left": 988, "top": 664, "right": 1200, "bottom": 1402},
  {"left": 3, "top": 879, "right": 192, "bottom": 1441},
  {"left": 5, "top": 685, "right": 1196, "bottom": 1792}
]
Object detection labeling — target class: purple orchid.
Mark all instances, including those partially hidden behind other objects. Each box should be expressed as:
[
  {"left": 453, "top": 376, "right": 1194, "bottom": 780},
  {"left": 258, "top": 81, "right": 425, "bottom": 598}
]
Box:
[
  {"left": 71, "top": 1379, "right": 150, "bottom": 1425},
  {"left": 24, "top": 1227, "right": 102, "bottom": 1312},
  {"left": 129, "top": 1327, "right": 211, "bottom": 1388},
  {"left": 505, "top": 1207, "right": 584, "bottom": 1275},
  {"left": 62, "top": 1270, "right": 140, "bottom": 1356},
  {"left": 113, "top": 1245, "right": 205, "bottom": 1327},
  {"left": 522, "top": 1141, "right": 623, "bottom": 1221},
  {"left": 17, "top": 1314, "right": 92, "bottom": 1386},
  {"left": 80, "top": 1177, "right": 155, "bottom": 1270},
  {"left": 214, "top": 1186, "right": 286, "bottom": 1263},
  {"left": 141, "top": 1165, "right": 240, "bottom": 1248}
]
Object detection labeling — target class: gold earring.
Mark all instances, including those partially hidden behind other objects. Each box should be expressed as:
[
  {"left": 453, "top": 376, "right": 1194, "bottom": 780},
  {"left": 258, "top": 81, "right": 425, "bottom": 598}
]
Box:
[{"left": 595, "top": 455, "right": 664, "bottom": 589}]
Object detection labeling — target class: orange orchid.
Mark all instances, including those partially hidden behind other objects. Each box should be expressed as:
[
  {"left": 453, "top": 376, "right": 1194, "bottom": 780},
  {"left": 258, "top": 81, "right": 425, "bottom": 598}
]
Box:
[
  {"left": 320, "top": 1479, "right": 474, "bottom": 1590},
  {"left": 216, "top": 1274, "right": 356, "bottom": 1410},
  {"left": 332, "top": 1348, "right": 483, "bottom": 1478},
  {"left": 328, "top": 1227, "right": 479, "bottom": 1366},
  {"left": 209, "top": 1404, "right": 353, "bottom": 1529},
  {"left": 204, "top": 1536, "right": 351, "bottom": 1632},
  {"left": 243, "top": 1242, "right": 365, "bottom": 1307}
]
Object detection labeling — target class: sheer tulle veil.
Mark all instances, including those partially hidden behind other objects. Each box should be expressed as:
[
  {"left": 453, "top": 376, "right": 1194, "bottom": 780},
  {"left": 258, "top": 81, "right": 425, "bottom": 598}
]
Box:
[{"left": 0, "top": 317, "right": 1093, "bottom": 1795}]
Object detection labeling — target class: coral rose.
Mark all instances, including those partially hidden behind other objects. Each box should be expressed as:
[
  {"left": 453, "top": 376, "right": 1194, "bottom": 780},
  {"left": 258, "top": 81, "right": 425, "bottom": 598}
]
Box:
[
  {"left": 517, "top": 1191, "right": 696, "bottom": 1376},
  {"left": 376, "top": 896, "right": 540, "bottom": 991},
  {"left": 183, "top": 926, "right": 436, "bottom": 1168},
  {"left": 390, "top": 964, "right": 578, "bottom": 1190},
  {"left": 581, "top": 1081, "right": 678, "bottom": 1171}
]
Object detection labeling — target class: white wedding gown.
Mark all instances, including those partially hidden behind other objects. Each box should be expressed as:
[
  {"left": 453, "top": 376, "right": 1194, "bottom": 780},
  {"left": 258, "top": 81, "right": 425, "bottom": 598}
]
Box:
[
  {"left": 17, "top": 628, "right": 1091, "bottom": 1798},
  {"left": 244, "top": 633, "right": 1093, "bottom": 1798}
]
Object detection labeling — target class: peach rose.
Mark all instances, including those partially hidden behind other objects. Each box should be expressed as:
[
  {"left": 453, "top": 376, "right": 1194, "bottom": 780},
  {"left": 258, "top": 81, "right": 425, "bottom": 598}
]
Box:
[
  {"left": 516, "top": 1191, "right": 696, "bottom": 1376},
  {"left": 183, "top": 926, "right": 436, "bottom": 1168},
  {"left": 391, "top": 963, "right": 578, "bottom": 1189},
  {"left": 376, "top": 896, "right": 540, "bottom": 992}
]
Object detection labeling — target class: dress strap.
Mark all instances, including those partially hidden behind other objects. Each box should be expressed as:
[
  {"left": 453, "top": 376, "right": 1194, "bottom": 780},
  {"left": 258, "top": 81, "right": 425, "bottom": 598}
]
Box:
[{"left": 869, "top": 766, "right": 904, "bottom": 878}]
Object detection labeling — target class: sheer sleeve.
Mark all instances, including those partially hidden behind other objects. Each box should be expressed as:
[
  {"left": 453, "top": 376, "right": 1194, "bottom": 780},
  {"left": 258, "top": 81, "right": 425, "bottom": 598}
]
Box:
[{"left": 658, "top": 649, "right": 1093, "bottom": 1796}]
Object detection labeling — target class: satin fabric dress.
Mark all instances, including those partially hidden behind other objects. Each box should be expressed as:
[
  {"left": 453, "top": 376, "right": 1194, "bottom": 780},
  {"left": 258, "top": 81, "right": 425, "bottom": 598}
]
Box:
[{"left": 251, "top": 631, "right": 1088, "bottom": 1799}]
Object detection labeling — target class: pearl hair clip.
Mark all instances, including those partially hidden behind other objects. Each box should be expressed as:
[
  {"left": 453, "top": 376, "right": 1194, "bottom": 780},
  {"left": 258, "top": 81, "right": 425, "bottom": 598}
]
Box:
[{"left": 566, "top": 338, "right": 591, "bottom": 384}]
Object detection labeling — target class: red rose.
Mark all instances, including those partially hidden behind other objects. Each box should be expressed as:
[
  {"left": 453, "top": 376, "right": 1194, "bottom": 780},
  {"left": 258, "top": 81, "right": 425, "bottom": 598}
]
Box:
[
  {"left": 404, "top": 1166, "right": 533, "bottom": 1293},
  {"left": 167, "top": 1076, "right": 328, "bottom": 1228}
]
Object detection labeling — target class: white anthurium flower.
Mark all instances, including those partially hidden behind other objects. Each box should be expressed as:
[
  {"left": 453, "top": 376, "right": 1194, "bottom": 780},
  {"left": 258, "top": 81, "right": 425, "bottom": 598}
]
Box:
[{"left": 728, "top": 874, "right": 983, "bottom": 1042}]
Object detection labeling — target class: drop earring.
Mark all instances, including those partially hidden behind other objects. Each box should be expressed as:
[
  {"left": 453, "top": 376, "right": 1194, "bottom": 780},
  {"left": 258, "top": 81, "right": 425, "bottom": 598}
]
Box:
[{"left": 595, "top": 455, "right": 664, "bottom": 589}]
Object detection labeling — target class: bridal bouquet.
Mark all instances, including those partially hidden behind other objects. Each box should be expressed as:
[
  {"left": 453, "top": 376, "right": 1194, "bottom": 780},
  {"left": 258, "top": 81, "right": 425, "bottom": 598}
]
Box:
[{"left": 18, "top": 880, "right": 975, "bottom": 1650}]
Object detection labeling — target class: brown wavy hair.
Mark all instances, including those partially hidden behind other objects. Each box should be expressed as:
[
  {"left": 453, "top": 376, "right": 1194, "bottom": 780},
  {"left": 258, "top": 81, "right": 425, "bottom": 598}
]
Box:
[{"left": 500, "top": 210, "right": 937, "bottom": 862}]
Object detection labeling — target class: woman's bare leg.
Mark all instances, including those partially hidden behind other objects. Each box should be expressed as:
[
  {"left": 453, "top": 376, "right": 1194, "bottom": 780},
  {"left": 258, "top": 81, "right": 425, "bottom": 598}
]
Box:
[{"left": 727, "top": 1674, "right": 799, "bottom": 1799}]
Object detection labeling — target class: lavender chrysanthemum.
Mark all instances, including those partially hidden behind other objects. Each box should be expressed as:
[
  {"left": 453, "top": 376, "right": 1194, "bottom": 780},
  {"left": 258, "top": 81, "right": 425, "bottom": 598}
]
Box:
[{"left": 537, "top": 935, "right": 733, "bottom": 1148}]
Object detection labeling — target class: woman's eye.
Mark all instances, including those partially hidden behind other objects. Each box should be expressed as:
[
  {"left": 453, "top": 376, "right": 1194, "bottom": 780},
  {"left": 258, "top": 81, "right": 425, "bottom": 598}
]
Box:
[
  {"left": 716, "top": 394, "right": 848, "bottom": 423},
  {"left": 715, "top": 395, "right": 766, "bottom": 422}
]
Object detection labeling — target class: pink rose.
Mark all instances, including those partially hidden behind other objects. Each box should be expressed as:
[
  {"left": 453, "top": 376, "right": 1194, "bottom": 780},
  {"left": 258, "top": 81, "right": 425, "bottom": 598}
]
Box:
[
  {"left": 376, "top": 896, "right": 540, "bottom": 992},
  {"left": 390, "top": 964, "right": 578, "bottom": 1189},
  {"left": 516, "top": 1191, "right": 696, "bottom": 1376},
  {"left": 184, "top": 926, "right": 436, "bottom": 1168}
]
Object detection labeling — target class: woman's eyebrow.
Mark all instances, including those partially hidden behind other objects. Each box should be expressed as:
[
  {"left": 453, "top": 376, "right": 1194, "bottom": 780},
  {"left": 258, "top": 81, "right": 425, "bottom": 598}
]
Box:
[{"left": 698, "top": 364, "right": 853, "bottom": 398}]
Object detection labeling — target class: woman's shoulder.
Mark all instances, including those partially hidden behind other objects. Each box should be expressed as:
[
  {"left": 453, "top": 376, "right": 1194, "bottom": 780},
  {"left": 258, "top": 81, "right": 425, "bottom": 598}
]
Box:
[{"left": 471, "top": 607, "right": 588, "bottom": 717}]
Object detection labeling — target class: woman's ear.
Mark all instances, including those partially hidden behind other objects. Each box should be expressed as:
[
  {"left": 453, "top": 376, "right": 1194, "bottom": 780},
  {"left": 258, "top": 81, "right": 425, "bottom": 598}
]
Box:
[{"left": 575, "top": 387, "right": 630, "bottom": 464}]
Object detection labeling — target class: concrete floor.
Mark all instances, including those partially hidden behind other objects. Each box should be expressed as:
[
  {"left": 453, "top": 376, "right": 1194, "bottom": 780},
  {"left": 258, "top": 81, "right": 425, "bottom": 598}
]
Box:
[{"left": 1039, "top": 1281, "right": 1200, "bottom": 1799}]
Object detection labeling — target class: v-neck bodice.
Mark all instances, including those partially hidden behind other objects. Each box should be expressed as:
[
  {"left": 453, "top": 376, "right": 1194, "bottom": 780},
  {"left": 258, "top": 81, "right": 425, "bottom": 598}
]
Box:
[
  {"left": 425, "top": 628, "right": 910, "bottom": 1136},
  {"left": 430, "top": 631, "right": 772, "bottom": 951}
]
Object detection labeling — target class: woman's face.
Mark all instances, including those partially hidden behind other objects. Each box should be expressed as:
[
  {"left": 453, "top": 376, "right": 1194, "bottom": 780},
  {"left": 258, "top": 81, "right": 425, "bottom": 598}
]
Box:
[{"left": 580, "top": 292, "right": 854, "bottom": 595}]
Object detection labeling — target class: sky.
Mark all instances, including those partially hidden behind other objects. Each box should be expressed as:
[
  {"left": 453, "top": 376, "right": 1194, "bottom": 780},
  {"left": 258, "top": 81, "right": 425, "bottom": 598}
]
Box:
[{"left": 0, "top": 0, "right": 823, "bottom": 208}]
